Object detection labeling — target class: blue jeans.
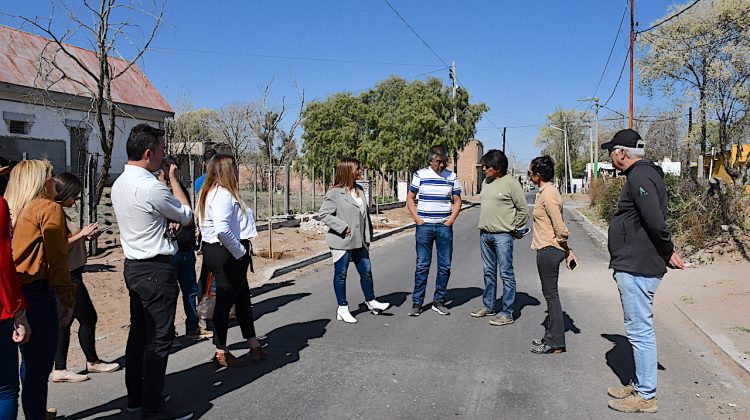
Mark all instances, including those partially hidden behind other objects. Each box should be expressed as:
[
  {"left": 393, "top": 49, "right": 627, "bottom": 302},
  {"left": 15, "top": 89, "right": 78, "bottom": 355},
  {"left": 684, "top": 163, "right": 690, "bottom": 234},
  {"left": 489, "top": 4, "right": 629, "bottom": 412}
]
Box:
[
  {"left": 19, "top": 282, "right": 58, "bottom": 420},
  {"left": 0, "top": 320, "right": 19, "bottom": 420},
  {"left": 480, "top": 232, "right": 516, "bottom": 317},
  {"left": 614, "top": 271, "right": 662, "bottom": 400},
  {"left": 333, "top": 247, "right": 376, "bottom": 306},
  {"left": 413, "top": 223, "right": 453, "bottom": 306},
  {"left": 171, "top": 250, "right": 199, "bottom": 332}
]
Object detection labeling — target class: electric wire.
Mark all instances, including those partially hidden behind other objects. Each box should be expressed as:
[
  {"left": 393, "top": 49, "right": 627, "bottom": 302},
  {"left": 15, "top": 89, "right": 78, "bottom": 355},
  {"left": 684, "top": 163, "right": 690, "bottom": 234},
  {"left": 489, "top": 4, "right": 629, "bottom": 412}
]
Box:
[
  {"left": 636, "top": 0, "right": 704, "bottom": 34},
  {"left": 382, "top": 0, "right": 450, "bottom": 67}
]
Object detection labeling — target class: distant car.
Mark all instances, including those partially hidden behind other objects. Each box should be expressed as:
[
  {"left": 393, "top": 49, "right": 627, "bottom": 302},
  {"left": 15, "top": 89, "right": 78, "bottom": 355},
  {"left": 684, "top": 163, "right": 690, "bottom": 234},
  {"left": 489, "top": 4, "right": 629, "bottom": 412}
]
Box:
[{"left": 529, "top": 185, "right": 536, "bottom": 190}]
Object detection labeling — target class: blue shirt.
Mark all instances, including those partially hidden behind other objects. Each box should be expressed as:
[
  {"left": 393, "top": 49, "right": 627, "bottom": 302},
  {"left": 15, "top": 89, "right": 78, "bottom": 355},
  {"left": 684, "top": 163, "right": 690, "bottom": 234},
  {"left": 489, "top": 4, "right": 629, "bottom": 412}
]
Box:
[{"left": 194, "top": 173, "right": 206, "bottom": 194}]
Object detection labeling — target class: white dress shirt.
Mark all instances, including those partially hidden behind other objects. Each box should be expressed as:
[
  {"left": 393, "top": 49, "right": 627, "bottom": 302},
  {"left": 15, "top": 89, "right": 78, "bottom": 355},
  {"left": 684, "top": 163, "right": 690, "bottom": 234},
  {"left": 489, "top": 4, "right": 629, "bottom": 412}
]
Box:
[
  {"left": 200, "top": 187, "right": 247, "bottom": 260},
  {"left": 239, "top": 208, "right": 257, "bottom": 241},
  {"left": 112, "top": 165, "right": 193, "bottom": 260}
]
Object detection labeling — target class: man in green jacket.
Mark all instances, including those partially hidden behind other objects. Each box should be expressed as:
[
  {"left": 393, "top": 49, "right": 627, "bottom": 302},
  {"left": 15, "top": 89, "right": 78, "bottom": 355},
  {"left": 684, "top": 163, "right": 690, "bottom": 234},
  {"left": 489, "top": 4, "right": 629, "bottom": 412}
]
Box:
[{"left": 471, "top": 149, "right": 529, "bottom": 326}]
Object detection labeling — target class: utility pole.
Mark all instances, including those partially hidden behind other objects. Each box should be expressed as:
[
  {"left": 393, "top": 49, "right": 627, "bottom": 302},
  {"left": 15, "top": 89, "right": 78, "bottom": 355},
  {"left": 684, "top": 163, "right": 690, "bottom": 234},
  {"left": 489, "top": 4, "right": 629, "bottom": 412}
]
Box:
[
  {"left": 577, "top": 96, "right": 599, "bottom": 188},
  {"left": 629, "top": 0, "right": 635, "bottom": 129},
  {"left": 450, "top": 61, "right": 458, "bottom": 173},
  {"left": 502, "top": 127, "right": 506, "bottom": 153}
]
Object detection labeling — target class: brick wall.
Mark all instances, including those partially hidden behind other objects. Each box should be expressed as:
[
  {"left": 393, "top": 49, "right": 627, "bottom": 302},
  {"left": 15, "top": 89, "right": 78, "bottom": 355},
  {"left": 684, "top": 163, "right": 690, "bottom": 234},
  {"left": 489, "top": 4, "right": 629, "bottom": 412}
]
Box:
[{"left": 454, "top": 139, "right": 484, "bottom": 196}]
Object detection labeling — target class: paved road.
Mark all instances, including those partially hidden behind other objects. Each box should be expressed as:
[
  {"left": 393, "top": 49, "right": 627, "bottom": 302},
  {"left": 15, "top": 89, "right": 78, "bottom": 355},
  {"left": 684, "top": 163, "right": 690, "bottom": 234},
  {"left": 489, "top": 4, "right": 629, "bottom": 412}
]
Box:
[{"left": 47, "top": 197, "right": 746, "bottom": 419}]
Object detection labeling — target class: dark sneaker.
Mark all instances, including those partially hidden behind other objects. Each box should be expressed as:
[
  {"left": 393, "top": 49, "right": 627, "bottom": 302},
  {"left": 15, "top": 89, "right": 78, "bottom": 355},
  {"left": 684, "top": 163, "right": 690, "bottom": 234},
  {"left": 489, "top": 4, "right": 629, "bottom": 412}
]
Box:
[
  {"left": 470, "top": 307, "right": 496, "bottom": 318},
  {"left": 409, "top": 304, "right": 422, "bottom": 317},
  {"left": 488, "top": 315, "right": 514, "bottom": 326},
  {"left": 607, "top": 383, "right": 636, "bottom": 399},
  {"left": 531, "top": 338, "right": 544, "bottom": 346},
  {"left": 530, "top": 344, "right": 566, "bottom": 354},
  {"left": 431, "top": 301, "right": 450, "bottom": 315},
  {"left": 608, "top": 394, "right": 657, "bottom": 413}
]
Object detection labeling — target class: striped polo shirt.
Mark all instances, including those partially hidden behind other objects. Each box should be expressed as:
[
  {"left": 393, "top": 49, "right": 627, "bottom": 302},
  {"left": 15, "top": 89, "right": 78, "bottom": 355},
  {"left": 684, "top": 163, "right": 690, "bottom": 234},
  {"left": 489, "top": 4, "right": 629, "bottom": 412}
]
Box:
[{"left": 410, "top": 167, "right": 462, "bottom": 223}]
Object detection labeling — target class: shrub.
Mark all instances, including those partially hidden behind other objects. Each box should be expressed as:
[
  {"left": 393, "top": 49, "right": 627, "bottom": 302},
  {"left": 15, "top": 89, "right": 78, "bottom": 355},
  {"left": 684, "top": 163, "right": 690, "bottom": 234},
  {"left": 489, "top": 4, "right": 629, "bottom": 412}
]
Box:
[{"left": 590, "top": 178, "right": 625, "bottom": 222}]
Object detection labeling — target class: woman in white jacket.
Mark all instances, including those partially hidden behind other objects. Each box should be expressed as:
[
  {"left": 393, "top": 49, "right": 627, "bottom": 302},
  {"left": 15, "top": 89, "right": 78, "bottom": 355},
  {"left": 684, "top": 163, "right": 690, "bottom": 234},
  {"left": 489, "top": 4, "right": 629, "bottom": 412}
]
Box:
[{"left": 198, "top": 154, "right": 267, "bottom": 367}]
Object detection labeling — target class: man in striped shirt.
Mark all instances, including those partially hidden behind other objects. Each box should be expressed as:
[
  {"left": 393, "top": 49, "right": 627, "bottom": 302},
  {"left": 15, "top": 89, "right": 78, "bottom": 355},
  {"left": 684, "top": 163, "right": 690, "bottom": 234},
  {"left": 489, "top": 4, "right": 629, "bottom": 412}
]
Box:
[{"left": 406, "top": 145, "right": 462, "bottom": 317}]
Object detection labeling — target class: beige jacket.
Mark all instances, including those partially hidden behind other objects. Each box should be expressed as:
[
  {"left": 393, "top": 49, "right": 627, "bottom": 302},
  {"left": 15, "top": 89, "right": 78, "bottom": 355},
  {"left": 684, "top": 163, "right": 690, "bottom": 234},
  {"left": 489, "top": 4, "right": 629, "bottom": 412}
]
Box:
[{"left": 531, "top": 183, "right": 570, "bottom": 251}]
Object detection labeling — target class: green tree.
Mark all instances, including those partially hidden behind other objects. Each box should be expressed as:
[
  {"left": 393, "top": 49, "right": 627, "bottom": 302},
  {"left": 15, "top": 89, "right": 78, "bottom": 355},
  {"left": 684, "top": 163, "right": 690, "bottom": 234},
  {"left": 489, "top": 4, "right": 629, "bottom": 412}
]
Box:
[
  {"left": 301, "top": 76, "right": 487, "bottom": 177},
  {"left": 535, "top": 108, "right": 590, "bottom": 181}
]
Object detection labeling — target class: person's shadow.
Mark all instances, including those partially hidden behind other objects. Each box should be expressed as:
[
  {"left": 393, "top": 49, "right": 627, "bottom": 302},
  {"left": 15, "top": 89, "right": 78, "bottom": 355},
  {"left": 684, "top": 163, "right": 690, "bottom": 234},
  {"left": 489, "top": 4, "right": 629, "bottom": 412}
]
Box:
[
  {"left": 351, "top": 291, "right": 411, "bottom": 317},
  {"left": 541, "top": 311, "right": 582, "bottom": 334},
  {"left": 512, "top": 292, "right": 540, "bottom": 320},
  {"left": 253, "top": 293, "right": 310, "bottom": 321},
  {"left": 601, "top": 333, "right": 666, "bottom": 386},
  {"left": 443, "top": 287, "right": 483, "bottom": 309},
  {"left": 63, "top": 319, "right": 330, "bottom": 419}
]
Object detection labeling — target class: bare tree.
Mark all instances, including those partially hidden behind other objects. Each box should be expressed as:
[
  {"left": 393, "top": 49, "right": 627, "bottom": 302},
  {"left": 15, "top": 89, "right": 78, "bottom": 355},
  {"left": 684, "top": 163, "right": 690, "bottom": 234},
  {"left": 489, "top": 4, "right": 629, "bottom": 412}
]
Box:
[
  {"left": 210, "top": 102, "right": 255, "bottom": 165},
  {"left": 17, "top": 0, "right": 165, "bottom": 205},
  {"left": 246, "top": 82, "right": 305, "bottom": 259}
]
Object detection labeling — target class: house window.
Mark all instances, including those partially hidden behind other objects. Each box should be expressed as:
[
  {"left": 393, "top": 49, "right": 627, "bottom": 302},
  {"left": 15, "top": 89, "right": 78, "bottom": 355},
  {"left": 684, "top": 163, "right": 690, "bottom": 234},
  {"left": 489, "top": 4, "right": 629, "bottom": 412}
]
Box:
[
  {"left": 3, "top": 111, "right": 35, "bottom": 135},
  {"left": 9, "top": 120, "right": 30, "bottom": 134}
]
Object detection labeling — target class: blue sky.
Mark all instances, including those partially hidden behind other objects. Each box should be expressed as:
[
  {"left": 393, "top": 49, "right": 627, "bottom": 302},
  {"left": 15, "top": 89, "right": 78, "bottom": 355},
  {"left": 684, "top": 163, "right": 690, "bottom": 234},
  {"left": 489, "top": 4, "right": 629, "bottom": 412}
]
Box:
[{"left": 2, "top": 0, "right": 686, "bottom": 163}]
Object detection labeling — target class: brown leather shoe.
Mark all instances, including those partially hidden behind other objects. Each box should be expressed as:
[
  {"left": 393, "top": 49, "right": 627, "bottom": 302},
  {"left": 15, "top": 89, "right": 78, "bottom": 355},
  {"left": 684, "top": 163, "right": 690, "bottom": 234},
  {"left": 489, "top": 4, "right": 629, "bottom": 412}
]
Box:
[
  {"left": 214, "top": 351, "right": 246, "bottom": 368},
  {"left": 249, "top": 346, "right": 269, "bottom": 364}
]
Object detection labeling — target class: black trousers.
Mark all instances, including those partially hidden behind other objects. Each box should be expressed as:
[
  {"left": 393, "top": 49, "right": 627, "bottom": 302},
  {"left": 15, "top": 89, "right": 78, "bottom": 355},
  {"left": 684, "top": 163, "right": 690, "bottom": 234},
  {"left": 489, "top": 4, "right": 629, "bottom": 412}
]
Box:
[
  {"left": 202, "top": 241, "right": 255, "bottom": 347},
  {"left": 537, "top": 247, "right": 566, "bottom": 348},
  {"left": 123, "top": 256, "right": 178, "bottom": 416},
  {"left": 55, "top": 267, "right": 99, "bottom": 369}
]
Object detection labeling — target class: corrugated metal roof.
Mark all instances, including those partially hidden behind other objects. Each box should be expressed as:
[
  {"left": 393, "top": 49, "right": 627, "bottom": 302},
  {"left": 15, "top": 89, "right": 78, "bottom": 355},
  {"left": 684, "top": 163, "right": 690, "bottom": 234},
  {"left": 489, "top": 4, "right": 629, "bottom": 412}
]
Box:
[{"left": 0, "top": 25, "right": 172, "bottom": 114}]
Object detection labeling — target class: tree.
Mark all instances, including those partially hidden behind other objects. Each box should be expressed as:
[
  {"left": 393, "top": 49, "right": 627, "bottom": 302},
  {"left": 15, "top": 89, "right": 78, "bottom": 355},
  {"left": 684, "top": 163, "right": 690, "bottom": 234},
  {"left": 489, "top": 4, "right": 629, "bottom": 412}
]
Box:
[
  {"left": 301, "top": 76, "right": 487, "bottom": 177},
  {"left": 210, "top": 102, "right": 255, "bottom": 165},
  {"left": 535, "top": 108, "right": 590, "bottom": 181},
  {"left": 638, "top": 0, "right": 750, "bottom": 180},
  {"left": 18, "top": 0, "right": 165, "bottom": 205},
  {"left": 166, "top": 107, "right": 216, "bottom": 156}
]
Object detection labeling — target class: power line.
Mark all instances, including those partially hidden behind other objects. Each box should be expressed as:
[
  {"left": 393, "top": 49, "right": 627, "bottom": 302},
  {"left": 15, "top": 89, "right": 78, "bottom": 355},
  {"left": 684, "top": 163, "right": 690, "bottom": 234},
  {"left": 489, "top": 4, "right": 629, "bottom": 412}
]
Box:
[
  {"left": 584, "top": 2, "right": 629, "bottom": 110},
  {"left": 151, "top": 46, "right": 443, "bottom": 68},
  {"left": 382, "top": 0, "right": 450, "bottom": 67},
  {"left": 636, "top": 0, "right": 704, "bottom": 34},
  {"left": 601, "top": 45, "right": 631, "bottom": 108}
]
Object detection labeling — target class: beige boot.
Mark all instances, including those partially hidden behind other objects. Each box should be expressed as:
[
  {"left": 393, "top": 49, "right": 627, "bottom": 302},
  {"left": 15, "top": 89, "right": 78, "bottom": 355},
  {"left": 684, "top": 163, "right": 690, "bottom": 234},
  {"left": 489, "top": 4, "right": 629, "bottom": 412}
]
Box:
[
  {"left": 607, "top": 383, "right": 635, "bottom": 399},
  {"left": 608, "top": 394, "right": 658, "bottom": 413}
]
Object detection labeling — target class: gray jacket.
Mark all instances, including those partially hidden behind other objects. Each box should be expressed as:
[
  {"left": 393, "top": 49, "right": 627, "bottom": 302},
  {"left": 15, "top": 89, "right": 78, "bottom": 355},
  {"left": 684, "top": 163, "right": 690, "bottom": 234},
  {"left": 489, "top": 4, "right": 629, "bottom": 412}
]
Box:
[{"left": 317, "top": 186, "right": 373, "bottom": 250}]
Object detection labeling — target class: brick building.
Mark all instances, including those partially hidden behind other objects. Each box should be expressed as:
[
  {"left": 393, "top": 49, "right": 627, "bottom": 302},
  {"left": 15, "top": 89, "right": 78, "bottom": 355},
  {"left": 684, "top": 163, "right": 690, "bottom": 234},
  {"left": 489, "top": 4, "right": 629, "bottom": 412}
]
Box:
[{"left": 454, "top": 139, "right": 484, "bottom": 196}]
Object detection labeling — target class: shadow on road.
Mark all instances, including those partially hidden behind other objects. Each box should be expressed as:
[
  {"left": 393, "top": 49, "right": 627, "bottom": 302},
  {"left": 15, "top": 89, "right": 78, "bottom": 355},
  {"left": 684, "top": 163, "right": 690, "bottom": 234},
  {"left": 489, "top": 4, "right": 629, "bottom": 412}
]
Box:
[
  {"left": 250, "top": 279, "right": 296, "bottom": 298},
  {"left": 602, "top": 333, "right": 635, "bottom": 386},
  {"left": 63, "top": 319, "right": 330, "bottom": 419},
  {"left": 444, "top": 287, "right": 483, "bottom": 309},
  {"left": 351, "top": 291, "right": 411, "bottom": 317},
  {"left": 540, "top": 311, "right": 582, "bottom": 334},
  {"left": 512, "top": 292, "right": 540, "bottom": 320},
  {"left": 254, "top": 292, "right": 311, "bottom": 321}
]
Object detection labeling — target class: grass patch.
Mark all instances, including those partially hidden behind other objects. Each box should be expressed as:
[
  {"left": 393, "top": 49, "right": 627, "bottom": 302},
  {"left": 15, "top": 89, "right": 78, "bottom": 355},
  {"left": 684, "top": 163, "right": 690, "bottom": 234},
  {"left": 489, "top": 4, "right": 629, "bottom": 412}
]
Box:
[
  {"left": 730, "top": 326, "right": 750, "bottom": 334},
  {"left": 680, "top": 295, "right": 694, "bottom": 304}
]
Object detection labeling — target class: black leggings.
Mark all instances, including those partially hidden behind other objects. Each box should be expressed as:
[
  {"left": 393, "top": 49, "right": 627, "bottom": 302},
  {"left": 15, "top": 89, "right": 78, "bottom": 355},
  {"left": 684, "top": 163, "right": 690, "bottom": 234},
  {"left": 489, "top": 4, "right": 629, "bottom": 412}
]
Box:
[
  {"left": 536, "top": 247, "right": 566, "bottom": 348},
  {"left": 203, "top": 241, "right": 255, "bottom": 347},
  {"left": 55, "top": 267, "right": 99, "bottom": 369}
]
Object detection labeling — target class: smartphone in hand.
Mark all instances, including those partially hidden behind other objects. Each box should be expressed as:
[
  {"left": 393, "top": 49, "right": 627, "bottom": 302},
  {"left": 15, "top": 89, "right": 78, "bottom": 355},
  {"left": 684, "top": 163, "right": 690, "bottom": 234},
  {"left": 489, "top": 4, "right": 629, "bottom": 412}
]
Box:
[{"left": 568, "top": 259, "right": 578, "bottom": 271}]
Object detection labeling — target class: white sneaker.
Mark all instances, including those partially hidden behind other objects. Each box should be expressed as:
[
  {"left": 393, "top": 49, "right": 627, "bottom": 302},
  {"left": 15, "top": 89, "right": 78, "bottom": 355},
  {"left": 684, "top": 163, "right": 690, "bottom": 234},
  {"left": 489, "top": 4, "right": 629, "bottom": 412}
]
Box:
[
  {"left": 336, "top": 305, "right": 357, "bottom": 323},
  {"left": 86, "top": 360, "right": 120, "bottom": 373},
  {"left": 366, "top": 299, "right": 389, "bottom": 313},
  {"left": 51, "top": 370, "right": 90, "bottom": 383}
]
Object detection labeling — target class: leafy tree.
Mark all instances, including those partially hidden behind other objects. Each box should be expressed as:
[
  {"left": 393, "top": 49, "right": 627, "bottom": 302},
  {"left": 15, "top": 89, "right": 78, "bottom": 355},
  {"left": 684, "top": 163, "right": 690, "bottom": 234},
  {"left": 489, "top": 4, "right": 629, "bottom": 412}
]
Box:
[
  {"left": 166, "top": 108, "right": 216, "bottom": 155},
  {"left": 301, "top": 76, "right": 487, "bottom": 177},
  {"left": 535, "top": 108, "right": 590, "bottom": 180}
]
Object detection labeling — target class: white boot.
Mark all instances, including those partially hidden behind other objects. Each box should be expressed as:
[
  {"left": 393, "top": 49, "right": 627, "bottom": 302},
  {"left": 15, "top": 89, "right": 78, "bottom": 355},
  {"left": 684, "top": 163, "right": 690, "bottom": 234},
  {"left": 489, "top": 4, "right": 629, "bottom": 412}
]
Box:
[
  {"left": 336, "top": 305, "right": 357, "bottom": 323},
  {"left": 366, "top": 299, "right": 389, "bottom": 313}
]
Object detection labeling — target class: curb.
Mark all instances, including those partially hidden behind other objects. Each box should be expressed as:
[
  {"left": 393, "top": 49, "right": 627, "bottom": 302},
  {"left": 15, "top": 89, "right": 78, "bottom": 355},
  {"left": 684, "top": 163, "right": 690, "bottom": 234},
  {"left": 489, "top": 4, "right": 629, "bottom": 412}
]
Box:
[
  {"left": 674, "top": 302, "right": 750, "bottom": 376},
  {"left": 265, "top": 202, "right": 478, "bottom": 279},
  {"left": 565, "top": 204, "right": 608, "bottom": 244}
]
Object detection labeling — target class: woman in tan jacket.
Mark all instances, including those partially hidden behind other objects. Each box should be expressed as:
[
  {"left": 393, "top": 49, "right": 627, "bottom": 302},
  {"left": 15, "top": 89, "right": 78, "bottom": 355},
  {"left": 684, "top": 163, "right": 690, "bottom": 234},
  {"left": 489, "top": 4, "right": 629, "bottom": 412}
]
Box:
[
  {"left": 528, "top": 156, "right": 577, "bottom": 354},
  {"left": 5, "top": 160, "right": 75, "bottom": 419}
]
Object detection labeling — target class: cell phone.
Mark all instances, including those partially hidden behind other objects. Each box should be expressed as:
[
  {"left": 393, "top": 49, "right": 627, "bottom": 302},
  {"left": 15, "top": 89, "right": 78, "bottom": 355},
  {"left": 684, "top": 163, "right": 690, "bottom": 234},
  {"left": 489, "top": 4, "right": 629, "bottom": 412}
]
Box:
[
  {"left": 569, "top": 259, "right": 578, "bottom": 271},
  {"left": 517, "top": 227, "right": 531, "bottom": 237}
]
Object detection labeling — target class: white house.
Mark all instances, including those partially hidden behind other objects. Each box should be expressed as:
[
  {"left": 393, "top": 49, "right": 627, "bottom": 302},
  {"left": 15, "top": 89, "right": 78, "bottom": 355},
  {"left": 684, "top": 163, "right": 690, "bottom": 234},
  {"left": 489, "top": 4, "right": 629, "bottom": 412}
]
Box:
[{"left": 0, "top": 25, "right": 173, "bottom": 179}]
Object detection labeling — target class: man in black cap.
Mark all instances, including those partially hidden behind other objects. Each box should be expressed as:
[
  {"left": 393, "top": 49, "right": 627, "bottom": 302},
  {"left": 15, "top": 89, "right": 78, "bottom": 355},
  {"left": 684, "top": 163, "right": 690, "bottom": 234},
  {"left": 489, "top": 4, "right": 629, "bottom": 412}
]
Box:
[{"left": 601, "top": 129, "right": 684, "bottom": 414}]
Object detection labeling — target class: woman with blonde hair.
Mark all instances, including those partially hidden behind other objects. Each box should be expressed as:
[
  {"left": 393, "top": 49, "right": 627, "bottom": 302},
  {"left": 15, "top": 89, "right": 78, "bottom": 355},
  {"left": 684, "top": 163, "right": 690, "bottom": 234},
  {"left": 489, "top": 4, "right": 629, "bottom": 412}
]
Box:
[
  {"left": 318, "top": 157, "right": 388, "bottom": 324},
  {"left": 198, "top": 154, "right": 266, "bottom": 368},
  {"left": 5, "top": 160, "right": 75, "bottom": 419}
]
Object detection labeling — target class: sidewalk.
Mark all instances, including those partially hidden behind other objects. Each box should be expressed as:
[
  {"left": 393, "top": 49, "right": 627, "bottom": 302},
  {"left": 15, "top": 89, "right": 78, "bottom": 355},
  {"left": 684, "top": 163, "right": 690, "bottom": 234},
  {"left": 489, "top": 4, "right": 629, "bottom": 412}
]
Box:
[{"left": 567, "top": 201, "right": 750, "bottom": 376}]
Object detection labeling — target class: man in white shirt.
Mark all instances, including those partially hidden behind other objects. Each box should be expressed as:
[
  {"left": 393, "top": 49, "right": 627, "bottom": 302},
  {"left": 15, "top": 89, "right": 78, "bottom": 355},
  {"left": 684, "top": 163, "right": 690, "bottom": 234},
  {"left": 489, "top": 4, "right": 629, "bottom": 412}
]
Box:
[
  {"left": 406, "top": 145, "right": 462, "bottom": 317},
  {"left": 112, "top": 124, "right": 193, "bottom": 420}
]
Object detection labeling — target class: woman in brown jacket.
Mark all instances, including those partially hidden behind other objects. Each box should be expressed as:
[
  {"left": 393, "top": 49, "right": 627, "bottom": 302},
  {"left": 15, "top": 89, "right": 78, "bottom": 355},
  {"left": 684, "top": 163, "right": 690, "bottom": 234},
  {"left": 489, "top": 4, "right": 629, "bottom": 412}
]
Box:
[
  {"left": 5, "top": 160, "right": 75, "bottom": 419},
  {"left": 528, "top": 156, "right": 577, "bottom": 354}
]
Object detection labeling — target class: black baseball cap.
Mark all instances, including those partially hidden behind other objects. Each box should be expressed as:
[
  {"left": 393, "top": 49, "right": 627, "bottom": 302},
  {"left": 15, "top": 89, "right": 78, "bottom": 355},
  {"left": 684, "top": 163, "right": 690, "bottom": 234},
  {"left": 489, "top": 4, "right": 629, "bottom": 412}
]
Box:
[{"left": 601, "top": 128, "right": 644, "bottom": 150}]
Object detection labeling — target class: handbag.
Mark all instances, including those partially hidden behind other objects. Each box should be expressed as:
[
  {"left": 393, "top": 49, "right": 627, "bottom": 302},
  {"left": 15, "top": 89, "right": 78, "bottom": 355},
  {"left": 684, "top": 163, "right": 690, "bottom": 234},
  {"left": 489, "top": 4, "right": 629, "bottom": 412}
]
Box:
[{"left": 197, "top": 272, "right": 216, "bottom": 320}]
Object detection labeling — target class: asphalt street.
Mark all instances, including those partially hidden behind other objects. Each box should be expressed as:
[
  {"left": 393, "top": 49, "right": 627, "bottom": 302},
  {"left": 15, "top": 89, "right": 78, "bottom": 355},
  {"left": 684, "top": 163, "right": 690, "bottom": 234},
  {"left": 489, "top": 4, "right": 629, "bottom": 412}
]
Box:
[{"left": 45, "top": 196, "right": 743, "bottom": 419}]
